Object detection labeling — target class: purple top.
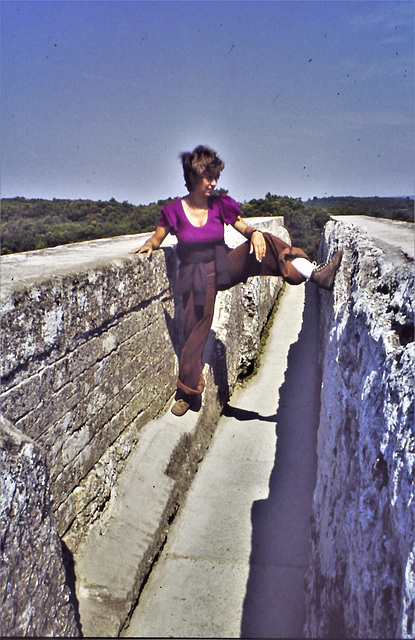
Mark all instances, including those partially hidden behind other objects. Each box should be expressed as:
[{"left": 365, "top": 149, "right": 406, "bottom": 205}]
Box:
[{"left": 158, "top": 194, "right": 241, "bottom": 248}]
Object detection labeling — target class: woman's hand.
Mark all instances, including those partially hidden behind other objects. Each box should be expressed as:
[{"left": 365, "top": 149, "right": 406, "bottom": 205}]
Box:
[
  {"left": 129, "top": 225, "right": 170, "bottom": 258},
  {"left": 249, "top": 229, "right": 266, "bottom": 262},
  {"left": 232, "top": 218, "right": 266, "bottom": 262},
  {"left": 129, "top": 239, "right": 155, "bottom": 257}
]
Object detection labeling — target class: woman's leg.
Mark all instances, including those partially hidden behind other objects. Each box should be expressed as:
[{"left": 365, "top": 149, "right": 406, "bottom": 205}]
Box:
[
  {"left": 226, "top": 232, "right": 310, "bottom": 287},
  {"left": 226, "top": 232, "right": 343, "bottom": 291},
  {"left": 176, "top": 263, "right": 217, "bottom": 395}
]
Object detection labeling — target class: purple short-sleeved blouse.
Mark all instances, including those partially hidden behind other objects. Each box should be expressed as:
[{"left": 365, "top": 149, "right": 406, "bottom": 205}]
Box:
[
  {"left": 158, "top": 194, "right": 241, "bottom": 247},
  {"left": 158, "top": 194, "right": 242, "bottom": 305}
]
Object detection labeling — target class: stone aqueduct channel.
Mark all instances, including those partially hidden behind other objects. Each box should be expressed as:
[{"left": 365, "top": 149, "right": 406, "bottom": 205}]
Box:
[{"left": 1, "top": 215, "right": 414, "bottom": 638}]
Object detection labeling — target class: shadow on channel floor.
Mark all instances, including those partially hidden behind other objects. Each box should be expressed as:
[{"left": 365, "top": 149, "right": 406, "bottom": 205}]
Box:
[{"left": 240, "top": 283, "right": 321, "bottom": 639}]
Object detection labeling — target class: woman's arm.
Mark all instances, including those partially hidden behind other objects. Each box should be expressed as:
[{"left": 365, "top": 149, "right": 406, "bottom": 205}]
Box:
[
  {"left": 129, "top": 225, "right": 170, "bottom": 258},
  {"left": 232, "top": 217, "right": 266, "bottom": 262}
]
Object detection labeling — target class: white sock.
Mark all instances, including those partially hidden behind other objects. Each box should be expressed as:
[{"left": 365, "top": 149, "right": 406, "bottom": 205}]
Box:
[{"left": 292, "top": 258, "right": 315, "bottom": 280}]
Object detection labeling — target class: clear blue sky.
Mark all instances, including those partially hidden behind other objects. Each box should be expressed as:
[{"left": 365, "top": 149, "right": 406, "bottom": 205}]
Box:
[{"left": 1, "top": 0, "right": 413, "bottom": 205}]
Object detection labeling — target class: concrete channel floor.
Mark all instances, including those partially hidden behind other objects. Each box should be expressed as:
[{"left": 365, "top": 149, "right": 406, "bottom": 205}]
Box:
[{"left": 122, "top": 282, "right": 321, "bottom": 639}]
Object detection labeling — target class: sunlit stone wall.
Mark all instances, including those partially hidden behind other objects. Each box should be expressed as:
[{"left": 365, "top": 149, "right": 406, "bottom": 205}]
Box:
[{"left": 305, "top": 221, "right": 415, "bottom": 639}]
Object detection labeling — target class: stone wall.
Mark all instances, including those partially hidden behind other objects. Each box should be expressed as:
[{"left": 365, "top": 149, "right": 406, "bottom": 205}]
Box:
[
  {"left": 1, "top": 240, "right": 181, "bottom": 545},
  {"left": 0, "top": 414, "right": 80, "bottom": 637},
  {"left": 304, "top": 221, "right": 415, "bottom": 638},
  {"left": 0, "top": 217, "right": 287, "bottom": 636}
]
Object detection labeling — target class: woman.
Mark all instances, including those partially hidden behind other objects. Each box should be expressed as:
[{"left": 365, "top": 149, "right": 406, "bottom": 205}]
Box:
[{"left": 131, "top": 145, "right": 342, "bottom": 416}]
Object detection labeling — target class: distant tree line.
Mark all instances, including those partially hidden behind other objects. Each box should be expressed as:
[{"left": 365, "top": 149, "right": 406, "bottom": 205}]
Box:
[
  {"left": 1, "top": 193, "right": 413, "bottom": 262},
  {"left": 1, "top": 196, "right": 173, "bottom": 255},
  {"left": 305, "top": 195, "right": 413, "bottom": 222}
]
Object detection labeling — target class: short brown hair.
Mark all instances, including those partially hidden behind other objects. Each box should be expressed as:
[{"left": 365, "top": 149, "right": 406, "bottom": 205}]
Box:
[{"left": 180, "top": 145, "right": 225, "bottom": 191}]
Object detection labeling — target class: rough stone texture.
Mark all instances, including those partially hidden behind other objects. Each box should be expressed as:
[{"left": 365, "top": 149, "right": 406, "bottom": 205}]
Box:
[
  {"left": 1, "top": 241, "right": 181, "bottom": 544},
  {"left": 304, "top": 220, "right": 415, "bottom": 639},
  {"left": 0, "top": 414, "right": 80, "bottom": 637}
]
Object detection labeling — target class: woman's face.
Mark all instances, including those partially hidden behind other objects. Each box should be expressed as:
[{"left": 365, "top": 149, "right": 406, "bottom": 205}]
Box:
[{"left": 191, "top": 173, "right": 219, "bottom": 196}]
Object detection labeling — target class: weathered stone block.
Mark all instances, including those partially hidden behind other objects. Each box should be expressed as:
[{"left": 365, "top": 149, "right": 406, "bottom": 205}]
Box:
[{"left": 0, "top": 414, "right": 79, "bottom": 637}]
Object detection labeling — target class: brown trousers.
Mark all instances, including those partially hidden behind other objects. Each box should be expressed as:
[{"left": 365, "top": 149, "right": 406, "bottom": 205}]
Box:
[{"left": 176, "top": 232, "right": 309, "bottom": 395}]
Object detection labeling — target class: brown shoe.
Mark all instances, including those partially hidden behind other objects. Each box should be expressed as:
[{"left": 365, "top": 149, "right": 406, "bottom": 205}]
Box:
[
  {"left": 171, "top": 394, "right": 194, "bottom": 417},
  {"left": 310, "top": 250, "right": 343, "bottom": 291}
]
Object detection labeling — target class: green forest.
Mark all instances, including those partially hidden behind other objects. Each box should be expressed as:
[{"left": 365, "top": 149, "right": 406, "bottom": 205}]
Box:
[{"left": 1, "top": 193, "right": 413, "bottom": 262}]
